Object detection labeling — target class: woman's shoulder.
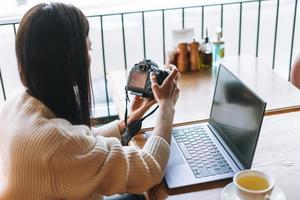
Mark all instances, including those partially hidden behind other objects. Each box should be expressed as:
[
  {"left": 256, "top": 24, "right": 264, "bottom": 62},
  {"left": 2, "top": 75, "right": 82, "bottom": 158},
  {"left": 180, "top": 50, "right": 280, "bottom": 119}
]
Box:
[
  {"left": 0, "top": 89, "right": 53, "bottom": 119},
  {"left": 0, "top": 90, "right": 94, "bottom": 151},
  {"left": 0, "top": 89, "right": 25, "bottom": 114},
  {"left": 18, "top": 108, "right": 93, "bottom": 146},
  {"left": 1, "top": 104, "right": 96, "bottom": 164}
]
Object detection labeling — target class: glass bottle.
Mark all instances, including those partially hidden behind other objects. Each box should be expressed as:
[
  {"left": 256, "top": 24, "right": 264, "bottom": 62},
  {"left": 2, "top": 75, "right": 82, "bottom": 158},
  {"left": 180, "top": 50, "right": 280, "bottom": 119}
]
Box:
[
  {"left": 201, "top": 29, "right": 212, "bottom": 68},
  {"left": 212, "top": 27, "right": 225, "bottom": 66}
]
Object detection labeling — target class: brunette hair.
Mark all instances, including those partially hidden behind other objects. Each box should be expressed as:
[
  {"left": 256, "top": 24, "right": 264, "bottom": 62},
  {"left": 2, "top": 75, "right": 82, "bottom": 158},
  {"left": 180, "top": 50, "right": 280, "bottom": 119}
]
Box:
[{"left": 15, "top": 2, "right": 92, "bottom": 127}]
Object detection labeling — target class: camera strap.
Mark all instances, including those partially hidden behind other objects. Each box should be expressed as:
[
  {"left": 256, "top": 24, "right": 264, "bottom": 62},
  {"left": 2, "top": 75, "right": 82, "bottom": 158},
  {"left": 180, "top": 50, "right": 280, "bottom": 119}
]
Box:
[{"left": 121, "top": 88, "right": 159, "bottom": 146}]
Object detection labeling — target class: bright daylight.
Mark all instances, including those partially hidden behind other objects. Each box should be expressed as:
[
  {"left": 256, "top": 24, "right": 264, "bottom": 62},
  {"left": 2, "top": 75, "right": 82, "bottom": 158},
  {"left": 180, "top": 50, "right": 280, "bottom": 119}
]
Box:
[{"left": 0, "top": 0, "right": 299, "bottom": 200}]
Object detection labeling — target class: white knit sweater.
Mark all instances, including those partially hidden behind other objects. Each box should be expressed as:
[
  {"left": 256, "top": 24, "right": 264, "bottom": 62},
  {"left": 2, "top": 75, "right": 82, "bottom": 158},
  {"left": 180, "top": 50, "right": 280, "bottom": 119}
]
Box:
[{"left": 0, "top": 92, "right": 170, "bottom": 200}]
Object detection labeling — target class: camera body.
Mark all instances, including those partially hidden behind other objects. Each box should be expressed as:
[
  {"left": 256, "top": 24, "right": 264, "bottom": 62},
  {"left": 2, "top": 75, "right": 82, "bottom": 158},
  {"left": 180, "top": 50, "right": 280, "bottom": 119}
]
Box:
[{"left": 126, "top": 59, "right": 169, "bottom": 98}]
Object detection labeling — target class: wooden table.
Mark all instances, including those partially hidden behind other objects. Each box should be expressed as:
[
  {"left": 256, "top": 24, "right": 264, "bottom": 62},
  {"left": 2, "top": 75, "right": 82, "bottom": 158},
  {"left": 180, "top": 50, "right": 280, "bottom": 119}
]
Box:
[
  {"left": 131, "top": 111, "right": 300, "bottom": 200},
  {"left": 107, "top": 55, "right": 300, "bottom": 130},
  {"left": 108, "top": 55, "right": 300, "bottom": 199}
]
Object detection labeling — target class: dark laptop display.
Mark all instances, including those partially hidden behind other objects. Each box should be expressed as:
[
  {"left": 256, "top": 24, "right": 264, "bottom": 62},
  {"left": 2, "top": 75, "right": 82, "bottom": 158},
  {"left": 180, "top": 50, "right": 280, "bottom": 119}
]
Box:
[
  {"left": 209, "top": 66, "right": 266, "bottom": 169},
  {"left": 160, "top": 65, "right": 266, "bottom": 189}
]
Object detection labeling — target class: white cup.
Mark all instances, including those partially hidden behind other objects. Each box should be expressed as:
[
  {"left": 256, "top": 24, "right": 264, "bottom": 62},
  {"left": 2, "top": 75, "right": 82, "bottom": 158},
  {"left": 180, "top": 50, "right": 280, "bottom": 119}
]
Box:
[{"left": 233, "top": 170, "right": 274, "bottom": 200}]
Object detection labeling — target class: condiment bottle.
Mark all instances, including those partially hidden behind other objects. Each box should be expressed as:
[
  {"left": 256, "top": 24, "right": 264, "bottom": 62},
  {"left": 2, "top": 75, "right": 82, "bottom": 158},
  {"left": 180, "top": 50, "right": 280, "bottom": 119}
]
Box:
[
  {"left": 176, "top": 42, "right": 189, "bottom": 73},
  {"left": 189, "top": 39, "right": 201, "bottom": 71},
  {"left": 212, "top": 27, "right": 225, "bottom": 66}
]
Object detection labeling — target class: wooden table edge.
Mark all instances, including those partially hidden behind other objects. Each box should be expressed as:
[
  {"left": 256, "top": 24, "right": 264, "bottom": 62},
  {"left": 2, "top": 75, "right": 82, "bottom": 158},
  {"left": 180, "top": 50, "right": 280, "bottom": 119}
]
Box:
[{"left": 265, "top": 106, "right": 300, "bottom": 116}]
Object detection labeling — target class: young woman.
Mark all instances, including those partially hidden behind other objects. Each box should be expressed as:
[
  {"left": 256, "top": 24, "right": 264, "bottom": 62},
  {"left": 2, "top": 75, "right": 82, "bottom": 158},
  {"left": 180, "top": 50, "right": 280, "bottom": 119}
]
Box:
[{"left": 0, "top": 3, "right": 179, "bottom": 200}]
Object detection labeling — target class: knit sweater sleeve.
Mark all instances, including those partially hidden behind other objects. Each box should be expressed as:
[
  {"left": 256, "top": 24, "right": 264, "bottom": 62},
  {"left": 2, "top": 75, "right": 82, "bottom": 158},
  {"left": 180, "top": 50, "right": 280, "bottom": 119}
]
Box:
[
  {"left": 92, "top": 120, "right": 121, "bottom": 139},
  {"left": 51, "top": 125, "right": 169, "bottom": 199}
]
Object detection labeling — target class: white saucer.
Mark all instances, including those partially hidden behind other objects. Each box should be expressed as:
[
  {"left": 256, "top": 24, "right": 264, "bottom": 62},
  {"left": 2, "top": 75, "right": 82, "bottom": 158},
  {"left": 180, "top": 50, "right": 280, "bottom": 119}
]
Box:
[{"left": 221, "top": 182, "right": 286, "bottom": 200}]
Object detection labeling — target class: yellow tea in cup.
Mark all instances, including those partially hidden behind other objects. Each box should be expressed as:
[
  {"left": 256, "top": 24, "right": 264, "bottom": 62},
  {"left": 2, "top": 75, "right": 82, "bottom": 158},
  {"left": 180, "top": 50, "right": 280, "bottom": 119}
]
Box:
[
  {"left": 237, "top": 176, "right": 269, "bottom": 191},
  {"left": 233, "top": 170, "right": 274, "bottom": 200}
]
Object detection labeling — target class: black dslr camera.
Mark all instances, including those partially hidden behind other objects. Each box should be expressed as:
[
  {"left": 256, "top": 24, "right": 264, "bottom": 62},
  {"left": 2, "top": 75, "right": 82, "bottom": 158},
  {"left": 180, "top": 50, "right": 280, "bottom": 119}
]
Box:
[
  {"left": 126, "top": 59, "right": 169, "bottom": 98},
  {"left": 121, "top": 59, "right": 169, "bottom": 146}
]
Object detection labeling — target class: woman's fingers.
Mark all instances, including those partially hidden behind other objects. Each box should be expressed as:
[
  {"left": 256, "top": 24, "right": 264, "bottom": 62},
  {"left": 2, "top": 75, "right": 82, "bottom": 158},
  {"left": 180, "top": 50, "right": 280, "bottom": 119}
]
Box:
[
  {"left": 150, "top": 72, "right": 160, "bottom": 99},
  {"left": 149, "top": 98, "right": 157, "bottom": 104},
  {"left": 150, "top": 65, "right": 180, "bottom": 105},
  {"left": 145, "top": 98, "right": 156, "bottom": 107},
  {"left": 174, "top": 72, "right": 181, "bottom": 82},
  {"left": 162, "top": 68, "right": 178, "bottom": 87},
  {"left": 171, "top": 72, "right": 180, "bottom": 96},
  {"left": 170, "top": 79, "right": 180, "bottom": 99},
  {"left": 133, "top": 96, "right": 142, "bottom": 102},
  {"left": 150, "top": 72, "right": 158, "bottom": 87},
  {"left": 165, "top": 64, "right": 177, "bottom": 71}
]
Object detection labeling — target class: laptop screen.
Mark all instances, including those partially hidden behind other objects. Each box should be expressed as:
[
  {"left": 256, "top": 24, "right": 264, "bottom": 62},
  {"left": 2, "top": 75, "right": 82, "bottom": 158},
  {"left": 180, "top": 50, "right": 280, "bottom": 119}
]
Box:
[{"left": 209, "top": 65, "right": 266, "bottom": 169}]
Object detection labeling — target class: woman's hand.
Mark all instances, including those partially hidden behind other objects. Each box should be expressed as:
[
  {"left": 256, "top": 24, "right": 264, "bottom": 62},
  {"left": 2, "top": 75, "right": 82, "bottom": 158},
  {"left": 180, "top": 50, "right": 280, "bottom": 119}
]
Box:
[
  {"left": 118, "top": 65, "right": 180, "bottom": 136},
  {"left": 129, "top": 96, "right": 156, "bottom": 123},
  {"left": 150, "top": 65, "right": 180, "bottom": 109},
  {"left": 150, "top": 65, "right": 180, "bottom": 144},
  {"left": 118, "top": 96, "right": 156, "bottom": 134}
]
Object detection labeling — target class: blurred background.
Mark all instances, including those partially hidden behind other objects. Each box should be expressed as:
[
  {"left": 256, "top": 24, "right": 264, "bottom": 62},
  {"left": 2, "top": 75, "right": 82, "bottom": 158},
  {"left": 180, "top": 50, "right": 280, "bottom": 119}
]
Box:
[{"left": 0, "top": 0, "right": 299, "bottom": 120}]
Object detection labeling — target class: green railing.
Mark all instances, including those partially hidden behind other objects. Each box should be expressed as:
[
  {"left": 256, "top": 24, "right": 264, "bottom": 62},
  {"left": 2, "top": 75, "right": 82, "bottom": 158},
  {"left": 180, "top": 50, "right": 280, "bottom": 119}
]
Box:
[{"left": 0, "top": 0, "right": 298, "bottom": 120}]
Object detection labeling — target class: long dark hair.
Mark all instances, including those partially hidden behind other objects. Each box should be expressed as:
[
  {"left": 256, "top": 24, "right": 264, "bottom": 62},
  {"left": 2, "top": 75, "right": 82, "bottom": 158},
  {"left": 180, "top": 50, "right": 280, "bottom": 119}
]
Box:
[{"left": 16, "top": 3, "right": 92, "bottom": 127}]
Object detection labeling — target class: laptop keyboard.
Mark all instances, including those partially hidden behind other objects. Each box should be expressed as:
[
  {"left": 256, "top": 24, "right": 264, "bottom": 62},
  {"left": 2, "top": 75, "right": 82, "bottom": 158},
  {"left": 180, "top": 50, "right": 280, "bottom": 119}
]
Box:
[{"left": 172, "top": 126, "right": 233, "bottom": 178}]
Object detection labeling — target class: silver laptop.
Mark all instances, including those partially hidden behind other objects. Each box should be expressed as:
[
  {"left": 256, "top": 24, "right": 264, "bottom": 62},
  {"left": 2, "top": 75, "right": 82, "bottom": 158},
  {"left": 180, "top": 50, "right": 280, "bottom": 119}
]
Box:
[{"left": 148, "top": 65, "right": 266, "bottom": 189}]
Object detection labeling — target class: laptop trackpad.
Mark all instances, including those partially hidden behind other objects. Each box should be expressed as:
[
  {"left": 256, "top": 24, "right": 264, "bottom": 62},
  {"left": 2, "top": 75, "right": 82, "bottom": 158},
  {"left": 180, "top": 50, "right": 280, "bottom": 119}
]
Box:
[{"left": 168, "top": 143, "right": 185, "bottom": 166}]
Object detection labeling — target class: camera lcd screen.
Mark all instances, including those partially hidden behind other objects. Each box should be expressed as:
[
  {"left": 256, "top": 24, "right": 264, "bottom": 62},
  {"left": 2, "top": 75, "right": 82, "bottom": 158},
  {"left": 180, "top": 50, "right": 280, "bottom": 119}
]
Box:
[{"left": 128, "top": 71, "right": 148, "bottom": 89}]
